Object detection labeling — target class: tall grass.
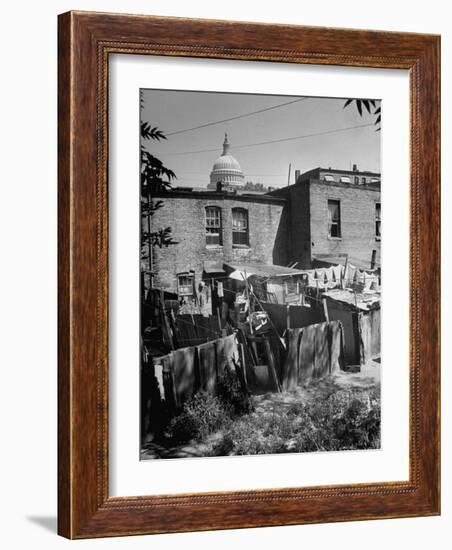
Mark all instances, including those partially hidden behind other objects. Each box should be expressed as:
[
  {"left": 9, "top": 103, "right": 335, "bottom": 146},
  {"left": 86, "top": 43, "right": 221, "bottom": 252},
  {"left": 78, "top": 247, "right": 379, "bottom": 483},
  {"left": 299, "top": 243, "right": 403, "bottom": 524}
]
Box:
[
  {"left": 213, "top": 389, "right": 381, "bottom": 456},
  {"left": 165, "top": 367, "right": 380, "bottom": 455}
]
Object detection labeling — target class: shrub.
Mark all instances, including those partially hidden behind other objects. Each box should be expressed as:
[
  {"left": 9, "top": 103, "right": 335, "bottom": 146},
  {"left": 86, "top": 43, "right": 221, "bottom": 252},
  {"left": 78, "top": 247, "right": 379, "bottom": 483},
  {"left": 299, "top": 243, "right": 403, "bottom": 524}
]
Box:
[
  {"left": 217, "top": 364, "right": 254, "bottom": 416},
  {"left": 212, "top": 388, "right": 381, "bottom": 456},
  {"left": 331, "top": 391, "right": 381, "bottom": 449},
  {"left": 211, "top": 419, "right": 288, "bottom": 456},
  {"left": 166, "top": 392, "right": 230, "bottom": 444}
]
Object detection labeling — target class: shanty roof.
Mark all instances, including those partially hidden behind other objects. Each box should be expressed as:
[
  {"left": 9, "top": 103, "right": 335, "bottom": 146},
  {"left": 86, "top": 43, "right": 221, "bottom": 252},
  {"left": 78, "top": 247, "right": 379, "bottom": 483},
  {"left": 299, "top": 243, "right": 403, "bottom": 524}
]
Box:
[
  {"left": 312, "top": 254, "right": 380, "bottom": 272},
  {"left": 323, "top": 289, "right": 380, "bottom": 311},
  {"left": 203, "top": 260, "right": 226, "bottom": 274},
  {"left": 224, "top": 262, "right": 307, "bottom": 280}
]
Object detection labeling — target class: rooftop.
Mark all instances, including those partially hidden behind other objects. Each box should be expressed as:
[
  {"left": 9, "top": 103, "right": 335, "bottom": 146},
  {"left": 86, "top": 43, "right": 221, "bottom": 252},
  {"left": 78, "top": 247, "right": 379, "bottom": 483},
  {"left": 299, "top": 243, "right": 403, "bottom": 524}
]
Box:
[
  {"left": 323, "top": 288, "right": 380, "bottom": 311},
  {"left": 224, "top": 262, "right": 307, "bottom": 279},
  {"left": 153, "top": 186, "right": 286, "bottom": 204},
  {"left": 309, "top": 166, "right": 380, "bottom": 177}
]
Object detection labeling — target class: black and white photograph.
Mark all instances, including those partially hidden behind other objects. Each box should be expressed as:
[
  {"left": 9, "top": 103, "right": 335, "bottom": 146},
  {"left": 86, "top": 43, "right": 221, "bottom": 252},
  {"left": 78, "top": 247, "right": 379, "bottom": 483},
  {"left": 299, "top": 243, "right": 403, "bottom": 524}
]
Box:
[
  {"left": 0, "top": 0, "right": 446, "bottom": 544},
  {"left": 140, "top": 89, "right": 382, "bottom": 460}
]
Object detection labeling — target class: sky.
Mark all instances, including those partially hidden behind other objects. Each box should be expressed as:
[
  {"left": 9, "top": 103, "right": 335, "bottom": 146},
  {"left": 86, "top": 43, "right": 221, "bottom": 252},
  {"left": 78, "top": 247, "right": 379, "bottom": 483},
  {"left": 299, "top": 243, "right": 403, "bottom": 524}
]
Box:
[{"left": 140, "top": 89, "right": 381, "bottom": 189}]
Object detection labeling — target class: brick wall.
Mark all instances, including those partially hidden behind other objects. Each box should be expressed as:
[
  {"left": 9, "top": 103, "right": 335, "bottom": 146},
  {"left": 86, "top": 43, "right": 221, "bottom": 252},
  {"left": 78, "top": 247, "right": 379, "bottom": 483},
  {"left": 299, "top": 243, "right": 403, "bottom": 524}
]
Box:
[
  {"left": 289, "top": 183, "right": 312, "bottom": 268},
  {"left": 147, "top": 193, "right": 285, "bottom": 292},
  {"left": 308, "top": 180, "right": 381, "bottom": 269},
  {"left": 269, "top": 178, "right": 381, "bottom": 269},
  {"left": 269, "top": 183, "right": 311, "bottom": 268}
]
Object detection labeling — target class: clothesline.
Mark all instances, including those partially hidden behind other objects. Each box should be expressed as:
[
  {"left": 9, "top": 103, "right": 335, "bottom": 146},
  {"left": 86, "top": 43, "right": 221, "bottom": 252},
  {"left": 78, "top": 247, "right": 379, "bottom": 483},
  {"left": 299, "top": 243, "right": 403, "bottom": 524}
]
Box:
[
  {"left": 159, "top": 337, "right": 221, "bottom": 344},
  {"left": 205, "top": 268, "right": 379, "bottom": 284}
]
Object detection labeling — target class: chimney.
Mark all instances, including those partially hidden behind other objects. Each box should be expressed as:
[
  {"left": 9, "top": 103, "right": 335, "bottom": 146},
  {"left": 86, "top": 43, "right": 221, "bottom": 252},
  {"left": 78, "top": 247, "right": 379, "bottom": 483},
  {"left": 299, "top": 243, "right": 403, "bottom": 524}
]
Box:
[
  {"left": 352, "top": 164, "right": 358, "bottom": 172},
  {"left": 294, "top": 169, "right": 300, "bottom": 183}
]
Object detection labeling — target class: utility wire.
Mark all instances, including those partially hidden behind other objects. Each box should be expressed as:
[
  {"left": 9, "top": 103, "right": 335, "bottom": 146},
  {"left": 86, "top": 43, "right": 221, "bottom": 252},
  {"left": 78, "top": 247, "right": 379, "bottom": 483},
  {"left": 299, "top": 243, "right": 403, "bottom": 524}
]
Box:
[
  {"left": 173, "top": 171, "right": 287, "bottom": 177},
  {"left": 175, "top": 176, "right": 283, "bottom": 183},
  {"left": 158, "top": 123, "right": 375, "bottom": 157},
  {"left": 165, "top": 97, "right": 307, "bottom": 136}
]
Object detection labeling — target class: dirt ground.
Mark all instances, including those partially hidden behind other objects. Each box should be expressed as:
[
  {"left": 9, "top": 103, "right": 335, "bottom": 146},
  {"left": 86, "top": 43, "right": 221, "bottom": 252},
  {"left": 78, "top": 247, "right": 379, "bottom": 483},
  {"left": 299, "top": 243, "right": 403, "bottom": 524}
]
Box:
[{"left": 256, "top": 360, "right": 380, "bottom": 412}]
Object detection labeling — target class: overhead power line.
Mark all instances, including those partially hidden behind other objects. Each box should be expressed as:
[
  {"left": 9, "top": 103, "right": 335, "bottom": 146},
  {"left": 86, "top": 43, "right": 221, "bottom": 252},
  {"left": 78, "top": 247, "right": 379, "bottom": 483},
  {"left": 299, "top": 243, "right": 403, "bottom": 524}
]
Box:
[
  {"left": 174, "top": 171, "right": 287, "bottom": 177},
  {"left": 158, "top": 123, "right": 375, "bottom": 157},
  {"left": 165, "top": 97, "right": 307, "bottom": 136}
]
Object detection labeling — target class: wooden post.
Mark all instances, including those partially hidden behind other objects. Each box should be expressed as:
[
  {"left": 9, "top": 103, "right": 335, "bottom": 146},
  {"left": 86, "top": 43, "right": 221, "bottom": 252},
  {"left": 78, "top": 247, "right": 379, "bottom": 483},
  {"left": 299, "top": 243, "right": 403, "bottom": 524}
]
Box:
[
  {"left": 168, "top": 308, "right": 179, "bottom": 349},
  {"left": 322, "top": 297, "right": 330, "bottom": 322},
  {"left": 160, "top": 288, "right": 174, "bottom": 350},
  {"left": 342, "top": 254, "right": 349, "bottom": 289},
  {"left": 286, "top": 304, "right": 291, "bottom": 330},
  {"left": 147, "top": 190, "right": 153, "bottom": 289},
  {"left": 263, "top": 336, "right": 281, "bottom": 392},
  {"left": 371, "top": 249, "right": 377, "bottom": 270},
  {"left": 239, "top": 343, "right": 248, "bottom": 387},
  {"left": 243, "top": 271, "right": 253, "bottom": 334},
  {"left": 216, "top": 307, "right": 222, "bottom": 332}
]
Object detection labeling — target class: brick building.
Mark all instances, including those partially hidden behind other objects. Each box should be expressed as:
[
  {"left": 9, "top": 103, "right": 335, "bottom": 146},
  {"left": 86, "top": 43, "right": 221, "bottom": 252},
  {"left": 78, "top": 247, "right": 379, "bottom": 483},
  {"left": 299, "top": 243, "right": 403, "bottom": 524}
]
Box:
[
  {"left": 269, "top": 166, "right": 381, "bottom": 270},
  {"left": 148, "top": 187, "right": 286, "bottom": 295},
  {"left": 145, "top": 133, "right": 381, "bottom": 302}
]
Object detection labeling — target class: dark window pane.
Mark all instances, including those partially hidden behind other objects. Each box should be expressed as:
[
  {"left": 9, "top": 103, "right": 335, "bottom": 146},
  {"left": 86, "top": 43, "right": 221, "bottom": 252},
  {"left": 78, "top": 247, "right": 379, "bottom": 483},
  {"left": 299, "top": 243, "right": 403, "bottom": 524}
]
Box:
[
  {"left": 232, "top": 208, "right": 249, "bottom": 245},
  {"left": 206, "top": 232, "right": 220, "bottom": 245},
  {"left": 328, "top": 200, "right": 341, "bottom": 237},
  {"left": 232, "top": 231, "right": 248, "bottom": 245},
  {"left": 375, "top": 203, "right": 381, "bottom": 237},
  {"left": 178, "top": 275, "right": 194, "bottom": 296}
]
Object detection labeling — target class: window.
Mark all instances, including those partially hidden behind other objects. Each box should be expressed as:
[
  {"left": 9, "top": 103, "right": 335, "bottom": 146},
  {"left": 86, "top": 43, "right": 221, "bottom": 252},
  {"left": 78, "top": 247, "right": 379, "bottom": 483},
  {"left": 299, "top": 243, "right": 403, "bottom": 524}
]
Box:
[
  {"left": 362, "top": 177, "right": 367, "bottom": 184},
  {"left": 178, "top": 274, "right": 194, "bottom": 296},
  {"left": 339, "top": 176, "right": 351, "bottom": 183},
  {"left": 375, "top": 203, "right": 381, "bottom": 239},
  {"left": 205, "top": 206, "right": 222, "bottom": 246},
  {"left": 232, "top": 208, "right": 249, "bottom": 246},
  {"left": 328, "top": 200, "right": 341, "bottom": 238},
  {"left": 354, "top": 176, "right": 359, "bottom": 184},
  {"left": 324, "top": 174, "right": 335, "bottom": 182}
]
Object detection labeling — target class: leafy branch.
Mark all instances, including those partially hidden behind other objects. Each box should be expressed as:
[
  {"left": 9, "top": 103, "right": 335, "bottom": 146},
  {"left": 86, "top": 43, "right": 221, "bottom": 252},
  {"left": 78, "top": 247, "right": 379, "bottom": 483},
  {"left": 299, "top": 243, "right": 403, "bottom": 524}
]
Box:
[
  {"left": 140, "top": 122, "right": 178, "bottom": 282},
  {"left": 343, "top": 99, "right": 381, "bottom": 131},
  {"left": 141, "top": 122, "right": 167, "bottom": 142},
  {"left": 142, "top": 228, "right": 179, "bottom": 248}
]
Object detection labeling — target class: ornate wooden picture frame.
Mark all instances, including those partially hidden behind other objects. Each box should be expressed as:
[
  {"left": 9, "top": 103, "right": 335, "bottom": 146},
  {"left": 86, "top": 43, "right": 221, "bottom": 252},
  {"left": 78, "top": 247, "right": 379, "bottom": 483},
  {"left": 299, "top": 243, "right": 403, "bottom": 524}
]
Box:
[{"left": 58, "top": 11, "right": 440, "bottom": 539}]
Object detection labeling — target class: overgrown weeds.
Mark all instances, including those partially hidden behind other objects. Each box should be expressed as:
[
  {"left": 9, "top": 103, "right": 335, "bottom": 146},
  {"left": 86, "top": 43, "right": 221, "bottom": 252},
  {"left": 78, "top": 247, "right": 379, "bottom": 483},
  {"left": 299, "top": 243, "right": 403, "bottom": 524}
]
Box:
[
  {"left": 212, "top": 388, "right": 381, "bottom": 456},
  {"left": 166, "top": 391, "right": 229, "bottom": 443},
  {"left": 216, "top": 364, "right": 254, "bottom": 416},
  {"left": 165, "top": 365, "right": 253, "bottom": 444},
  {"left": 165, "top": 368, "right": 380, "bottom": 456}
]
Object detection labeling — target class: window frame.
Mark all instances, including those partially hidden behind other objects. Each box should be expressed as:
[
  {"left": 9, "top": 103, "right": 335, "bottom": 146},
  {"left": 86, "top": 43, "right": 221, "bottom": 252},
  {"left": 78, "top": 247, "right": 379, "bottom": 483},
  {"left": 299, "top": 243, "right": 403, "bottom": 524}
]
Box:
[
  {"left": 375, "top": 202, "right": 381, "bottom": 240},
  {"left": 177, "top": 273, "right": 195, "bottom": 297},
  {"left": 232, "top": 207, "right": 249, "bottom": 246},
  {"left": 205, "top": 205, "right": 223, "bottom": 247},
  {"left": 327, "top": 199, "right": 342, "bottom": 239}
]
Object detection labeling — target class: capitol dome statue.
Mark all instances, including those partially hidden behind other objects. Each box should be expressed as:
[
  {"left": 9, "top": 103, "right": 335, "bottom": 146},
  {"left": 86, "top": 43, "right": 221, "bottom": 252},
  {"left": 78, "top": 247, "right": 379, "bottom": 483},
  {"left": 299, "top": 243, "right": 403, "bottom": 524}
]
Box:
[{"left": 208, "top": 134, "right": 245, "bottom": 190}]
